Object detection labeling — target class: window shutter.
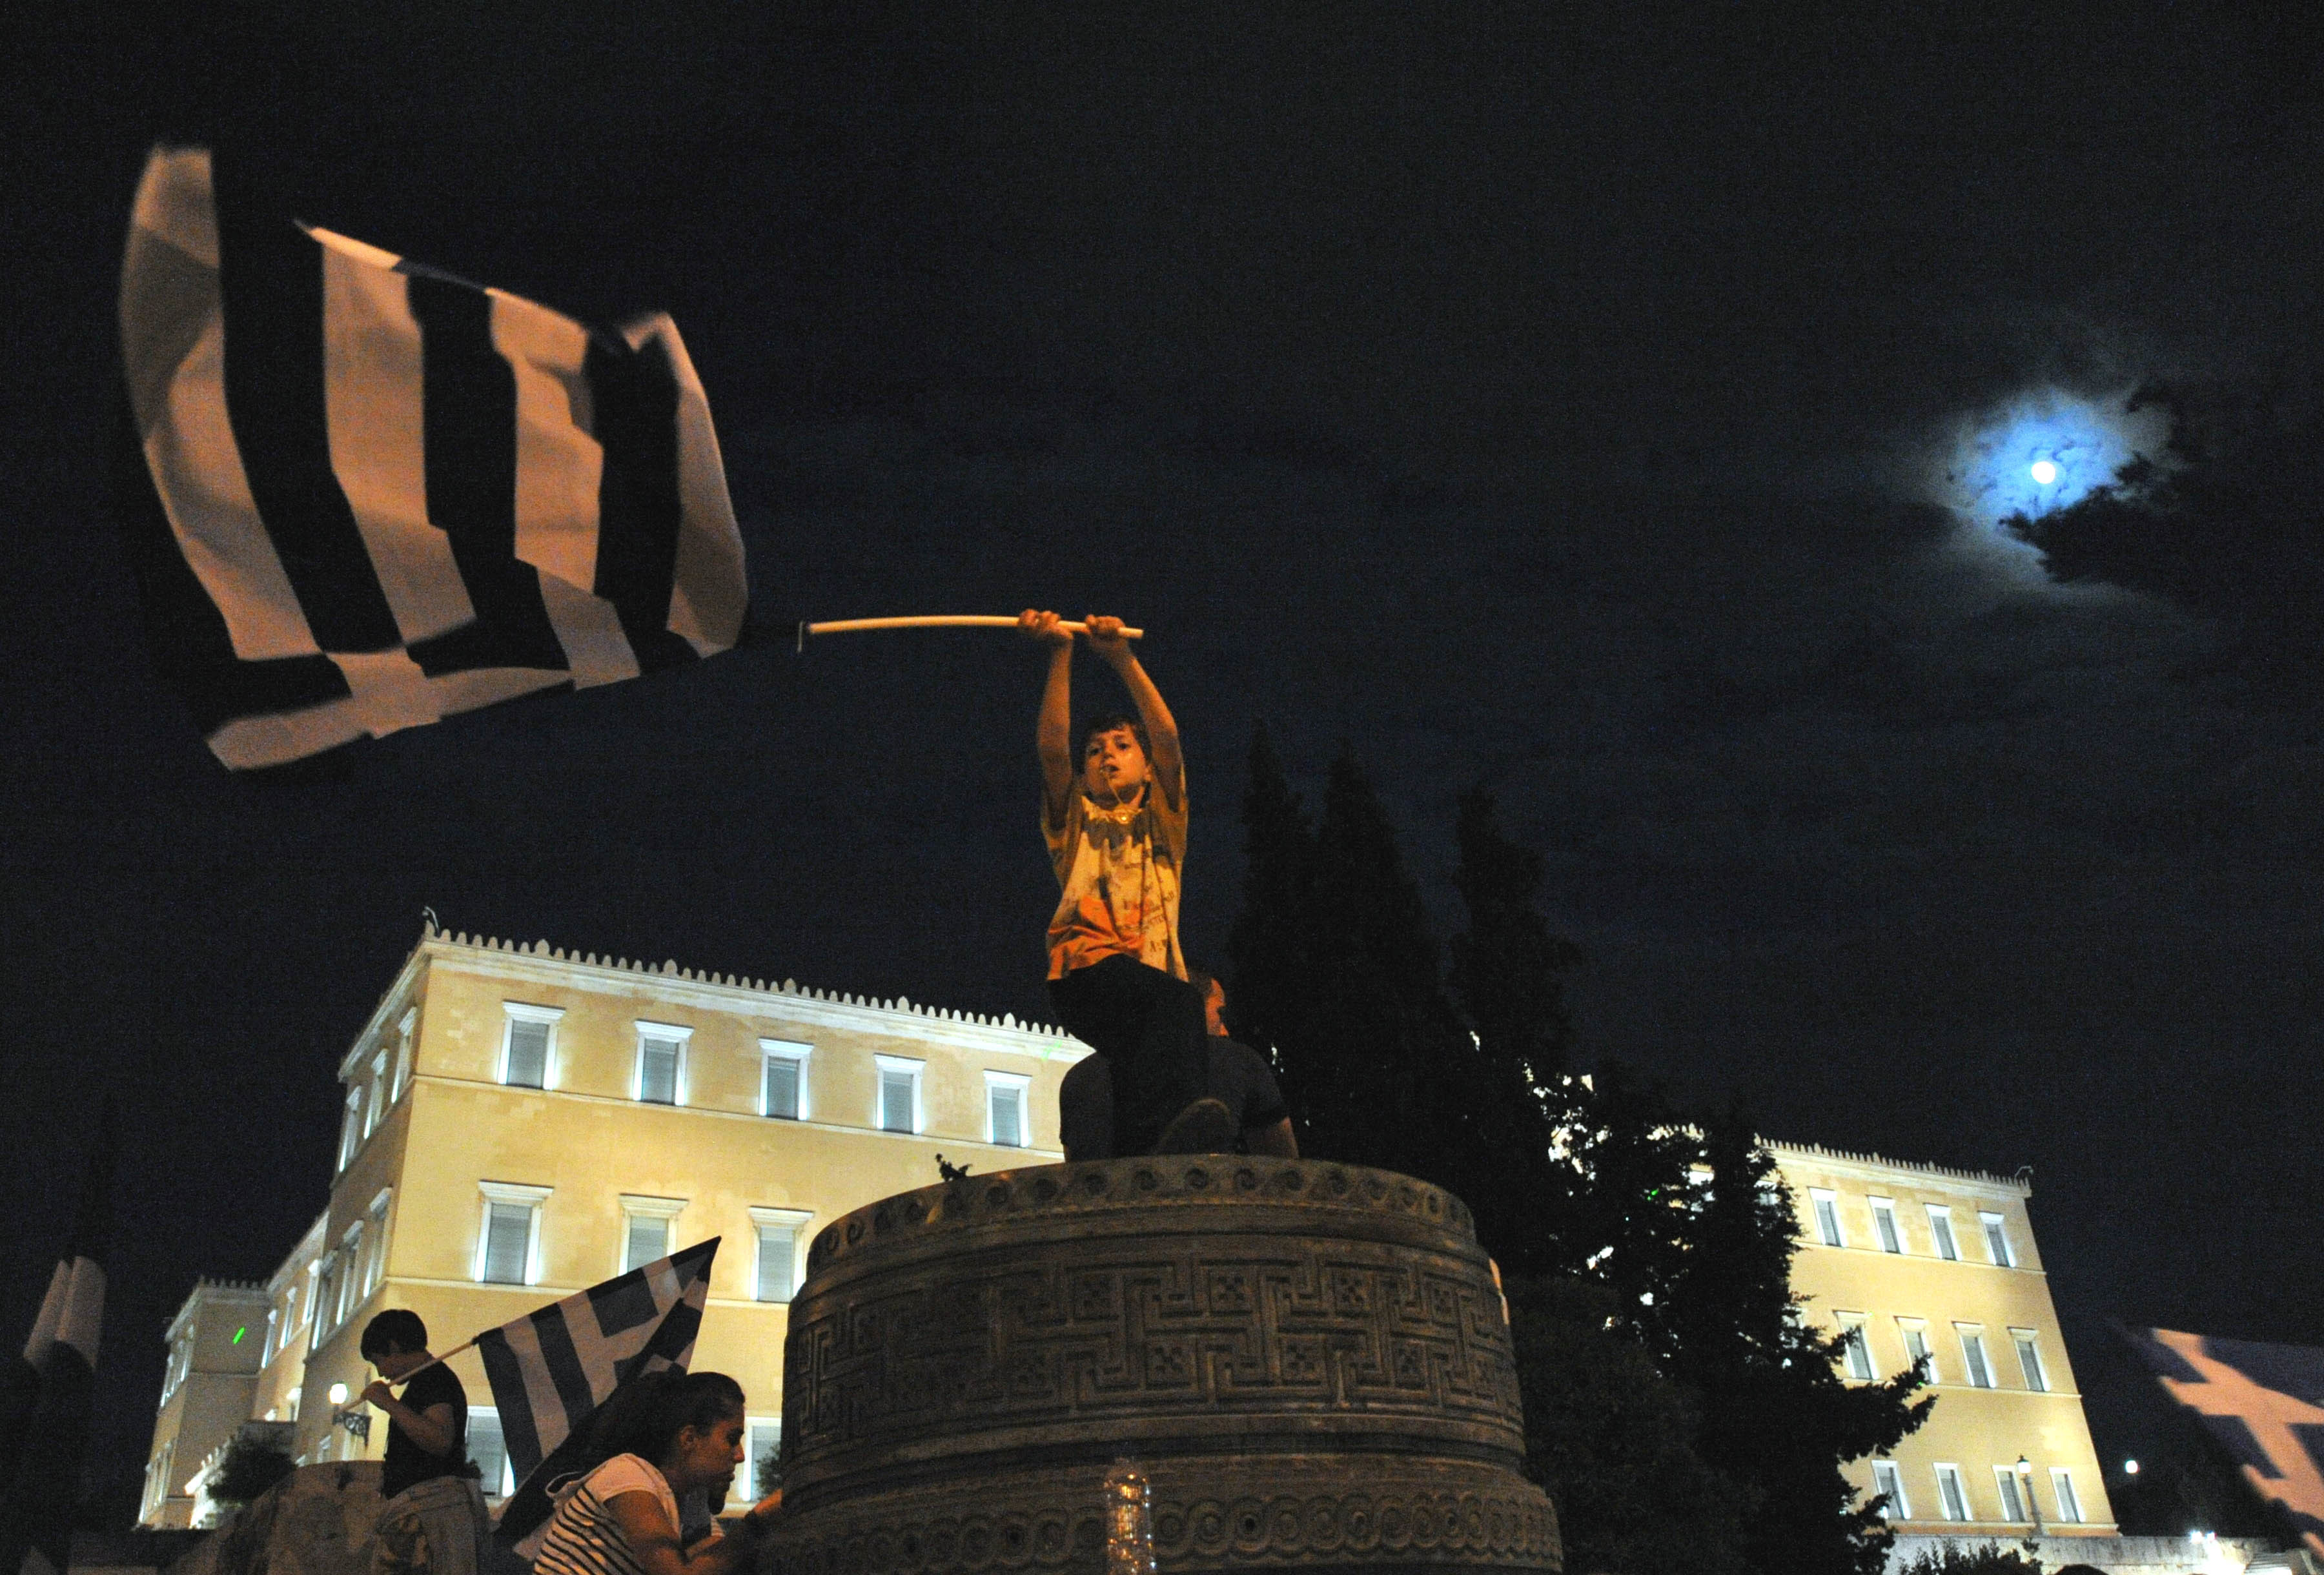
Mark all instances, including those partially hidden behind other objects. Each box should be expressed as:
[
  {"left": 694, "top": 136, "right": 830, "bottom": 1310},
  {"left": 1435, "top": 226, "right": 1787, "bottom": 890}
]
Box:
[
  {"left": 505, "top": 1021, "right": 549, "bottom": 1088},
  {"left": 2015, "top": 1336, "right": 2046, "bottom": 1390},
  {"left": 992, "top": 1085, "right": 1023, "bottom": 1148},
  {"left": 640, "top": 1039, "right": 679, "bottom": 1104},
  {"left": 625, "top": 1215, "right": 669, "bottom": 1273},
  {"left": 1984, "top": 1217, "right": 2013, "bottom": 1265},
  {"left": 2052, "top": 1470, "right": 2082, "bottom": 1523},
  {"left": 484, "top": 1203, "right": 531, "bottom": 1283},
  {"left": 1929, "top": 1210, "right": 1959, "bottom": 1260},
  {"left": 1996, "top": 1470, "right": 2024, "bottom": 1521},
  {"left": 757, "top": 1224, "right": 797, "bottom": 1303},
  {"left": 1873, "top": 1205, "right": 1901, "bottom": 1254},
  {"left": 880, "top": 1069, "right": 915, "bottom": 1132},
  {"left": 765, "top": 1057, "right": 800, "bottom": 1119}
]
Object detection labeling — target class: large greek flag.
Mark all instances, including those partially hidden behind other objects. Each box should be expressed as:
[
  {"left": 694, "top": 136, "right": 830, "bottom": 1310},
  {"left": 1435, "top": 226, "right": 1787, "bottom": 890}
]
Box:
[
  {"left": 474, "top": 1237, "right": 719, "bottom": 1501},
  {"left": 2129, "top": 1326, "right": 2324, "bottom": 1556},
  {"left": 117, "top": 147, "right": 748, "bottom": 770}
]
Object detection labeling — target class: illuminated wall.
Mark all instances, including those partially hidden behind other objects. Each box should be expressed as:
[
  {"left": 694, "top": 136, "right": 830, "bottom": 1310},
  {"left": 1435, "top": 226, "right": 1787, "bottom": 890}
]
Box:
[
  {"left": 1773, "top": 1142, "right": 2117, "bottom": 1539},
  {"left": 140, "top": 928, "right": 1086, "bottom": 1519},
  {"left": 139, "top": 1279, "right": 269, "bottom": 1528}
]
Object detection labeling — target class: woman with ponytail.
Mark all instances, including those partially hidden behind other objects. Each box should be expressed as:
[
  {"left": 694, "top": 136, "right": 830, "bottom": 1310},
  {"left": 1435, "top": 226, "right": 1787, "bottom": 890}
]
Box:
[{"left": 532, "top": 1372, "right": 780, "bottom": 1575}]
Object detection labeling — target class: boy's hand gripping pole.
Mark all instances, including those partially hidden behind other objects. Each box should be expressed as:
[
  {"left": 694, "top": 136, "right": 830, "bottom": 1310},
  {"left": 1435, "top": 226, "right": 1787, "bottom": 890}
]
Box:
[{"left": 795, "top": 615, "right": 1145, "bottom": 652}]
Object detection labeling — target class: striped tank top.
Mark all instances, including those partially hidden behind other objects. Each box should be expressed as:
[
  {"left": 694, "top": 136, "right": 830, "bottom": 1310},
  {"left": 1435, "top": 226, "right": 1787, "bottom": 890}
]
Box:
[{"left": 533, "top": 1455, "right": 680, "bottom": 1575}]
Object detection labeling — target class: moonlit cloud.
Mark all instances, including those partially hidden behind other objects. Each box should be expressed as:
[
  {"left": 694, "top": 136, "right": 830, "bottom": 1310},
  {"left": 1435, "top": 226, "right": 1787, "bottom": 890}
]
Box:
[{"left": 1931, "top": 388, "right": 2171, "bottom": 542}]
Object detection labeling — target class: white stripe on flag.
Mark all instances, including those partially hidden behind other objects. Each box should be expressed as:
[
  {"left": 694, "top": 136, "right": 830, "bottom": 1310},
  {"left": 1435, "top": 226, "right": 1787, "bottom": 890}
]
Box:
[
  {"left": 124, "top": 150, "right": 321, "bottom": 664},
  {"left": 632, "top": 316, "right": 746, "bottom": 655},
  {"left": 498, "top": 1312, "right": 573, "bottom": 1450},
  {"left": 491, "top": 290, "right": 604, "bottom": 599},
  {"left": 560, "top": 1299, "right": 625, "bottom": 1402},
  {"left": 316, "top": 230, "right": 476, "bottom": 645},
  {"left": 536, "top": 570, "right": 642, "bottom": 687}
]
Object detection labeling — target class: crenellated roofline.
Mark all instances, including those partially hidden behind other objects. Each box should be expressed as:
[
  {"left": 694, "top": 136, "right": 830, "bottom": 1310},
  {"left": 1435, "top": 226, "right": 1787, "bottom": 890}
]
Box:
[{"left": 339, "top": 919, "right": 1087, "bottom": 1080}]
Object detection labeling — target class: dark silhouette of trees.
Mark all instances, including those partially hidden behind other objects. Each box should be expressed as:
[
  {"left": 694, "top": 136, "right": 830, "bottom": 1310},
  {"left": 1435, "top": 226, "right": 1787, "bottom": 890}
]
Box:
[{"left": 1224, "top": 729, "right": 1931, "bottom": 1575}]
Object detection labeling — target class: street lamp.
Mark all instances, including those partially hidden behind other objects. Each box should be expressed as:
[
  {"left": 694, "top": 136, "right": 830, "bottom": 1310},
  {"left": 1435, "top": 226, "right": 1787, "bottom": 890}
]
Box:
[{"left": 2016, "top": 1456, "right": 2044, "bottom": 1536}]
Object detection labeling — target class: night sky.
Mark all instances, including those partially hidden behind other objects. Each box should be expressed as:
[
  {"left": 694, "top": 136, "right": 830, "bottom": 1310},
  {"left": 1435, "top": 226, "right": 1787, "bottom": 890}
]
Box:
[{"left": 8, "top": 0, "right": 2321, "bottom": 1521}]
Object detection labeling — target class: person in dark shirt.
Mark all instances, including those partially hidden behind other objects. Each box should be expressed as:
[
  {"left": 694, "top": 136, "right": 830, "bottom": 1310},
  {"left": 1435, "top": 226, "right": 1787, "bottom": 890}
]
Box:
[
  {"left": 1059, "top": 970, "right": 1299, "bottom": 1160},
  {"left": 362, "top": 1310, "right": 489, "bottom": 1575},
  {"left": 363, "top": 1310, "right": 467, "bottom": 1499}
]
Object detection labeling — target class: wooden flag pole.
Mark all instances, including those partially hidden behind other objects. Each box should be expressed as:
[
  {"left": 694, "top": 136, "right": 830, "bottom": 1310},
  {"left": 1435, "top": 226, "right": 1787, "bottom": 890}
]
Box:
[{"left": 796, "top": 615, "right": 1145, "bottom": 652}]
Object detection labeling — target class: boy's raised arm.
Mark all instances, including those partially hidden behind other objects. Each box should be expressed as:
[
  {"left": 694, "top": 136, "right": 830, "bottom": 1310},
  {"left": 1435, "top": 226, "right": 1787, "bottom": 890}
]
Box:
[
  {"left": 1085, "top": 616, "right": 1181, "bottom": 814},
  {"left": 1021, "top": 609, "right": 1077, "bottom": 826}
]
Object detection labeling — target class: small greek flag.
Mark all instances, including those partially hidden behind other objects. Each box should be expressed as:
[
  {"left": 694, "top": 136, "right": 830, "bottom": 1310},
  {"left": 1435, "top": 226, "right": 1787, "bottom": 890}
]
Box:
[
  {"left": 117, "top": 147, "right": 748, "bottom": 769},
  {"left": 473, "top": 1237, "right": 718, "bottom": 1508}
]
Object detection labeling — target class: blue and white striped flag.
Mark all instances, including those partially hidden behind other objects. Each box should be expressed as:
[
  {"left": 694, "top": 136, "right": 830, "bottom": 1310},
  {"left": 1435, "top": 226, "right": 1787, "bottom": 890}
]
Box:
[
  {"left": 2128, "top": 1326, "right": 2324, "bottom": 1556},
  {"left": 473, "top": 1237, "right": 719, "bottom": 1501},
  {"left": 117, "top": 147, "right": 748, "bottom": 769}
]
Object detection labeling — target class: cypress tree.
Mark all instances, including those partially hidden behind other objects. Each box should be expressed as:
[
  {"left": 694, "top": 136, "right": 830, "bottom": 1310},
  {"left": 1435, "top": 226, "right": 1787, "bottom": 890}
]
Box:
[
  {"left": 1225, "top": 724, "right": 1321, "bottom": 1126},
  {"left": 1664, "top": 1108, "right": 1932, "bottom": 1575}
]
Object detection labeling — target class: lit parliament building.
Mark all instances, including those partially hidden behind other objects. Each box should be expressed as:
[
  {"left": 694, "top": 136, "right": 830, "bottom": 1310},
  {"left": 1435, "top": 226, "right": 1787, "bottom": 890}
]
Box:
[{"left": 141, "top": 926, "right": 2116, "bottom": 1549}]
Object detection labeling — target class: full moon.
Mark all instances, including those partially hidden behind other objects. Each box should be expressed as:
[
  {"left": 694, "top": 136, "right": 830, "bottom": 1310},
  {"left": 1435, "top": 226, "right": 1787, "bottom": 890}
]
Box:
[{"left": 2030, "top": 460, "right": 2059, "bottom": 485}]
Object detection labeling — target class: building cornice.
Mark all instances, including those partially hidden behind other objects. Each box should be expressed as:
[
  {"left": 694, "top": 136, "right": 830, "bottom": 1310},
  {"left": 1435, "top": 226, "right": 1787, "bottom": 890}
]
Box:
[
  {"left": 162, "top": 1279, "right": 269, "bottom": 1343},
  {"left": 358, "top": 923, "right": 1090, "bottom": 1070},
  {"left": 1766, "top": 1138, "right": 2032, "bottom": 1199}
]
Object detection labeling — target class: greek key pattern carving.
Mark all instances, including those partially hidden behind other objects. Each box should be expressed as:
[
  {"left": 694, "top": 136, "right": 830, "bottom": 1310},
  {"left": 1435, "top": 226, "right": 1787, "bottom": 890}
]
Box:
[
  {"left": 784, "top": 1237, "right": 1523, "bottom": 1463},
  {"left": 766, "top": 1470, "right": 1559, "bottom": 1575}
]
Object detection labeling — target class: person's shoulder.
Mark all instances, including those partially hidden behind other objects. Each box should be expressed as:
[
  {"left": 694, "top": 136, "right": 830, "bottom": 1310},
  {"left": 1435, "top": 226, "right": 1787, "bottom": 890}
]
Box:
[
  {"left": 1211, "top": 1039, "right": 1274, "bottom": 1077},
  {"left": 409, "top": 1362, "right": 464, "bottom": 1403},
  {"left": 588, "top": 1454, "right": 668, "bottom": 1498}
]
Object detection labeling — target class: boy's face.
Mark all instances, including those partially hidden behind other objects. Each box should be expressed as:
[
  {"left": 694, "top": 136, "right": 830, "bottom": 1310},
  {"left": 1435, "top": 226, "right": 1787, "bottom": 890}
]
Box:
[
  {"left": 369, "top": 1344, "right": 431, "bottom": 1381},
  {"left": 1083, "top": 727, "right": 1150, "bottom": 800}
]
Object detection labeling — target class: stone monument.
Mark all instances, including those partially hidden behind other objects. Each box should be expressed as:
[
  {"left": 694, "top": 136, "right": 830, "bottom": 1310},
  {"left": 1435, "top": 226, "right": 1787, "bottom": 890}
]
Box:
[{"left": 766, "top": 1156, "right": 1559, "bottom": 1575}]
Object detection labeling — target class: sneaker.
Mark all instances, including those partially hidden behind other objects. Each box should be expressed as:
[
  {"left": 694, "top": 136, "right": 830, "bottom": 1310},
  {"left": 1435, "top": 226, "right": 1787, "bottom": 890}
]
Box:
[{"left": 1151, "top": 1097, "right": 1238, "bottom": 1156}]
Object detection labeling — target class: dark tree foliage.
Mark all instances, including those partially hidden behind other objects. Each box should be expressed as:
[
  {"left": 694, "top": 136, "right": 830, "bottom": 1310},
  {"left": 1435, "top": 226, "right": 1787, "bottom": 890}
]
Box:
[
  {"left": 1505, "top": 1274, "right": 1753, "bottom": 1575},
  {"left": 1225, "top": 726, "right": 1321, "bottom": 1121},
  {"left": 1447, "top": 788, "right": 1582, "bottom": 1089},
  {"left": 208, "top": 1435, "right": 295, "bottom": 1508},
  {"left": 1228, "top": 732, "right": 1551, "bottom": 1255},
  {"left": 1895, "top": 1542, "right": 2045, "bottom": 1575},
  {"left": 1663, "top": 1112, "right": 1931, "bottom": 1575},
  {"left": 1227, "top": 738, "right": 1932, "bottom": 1575}
]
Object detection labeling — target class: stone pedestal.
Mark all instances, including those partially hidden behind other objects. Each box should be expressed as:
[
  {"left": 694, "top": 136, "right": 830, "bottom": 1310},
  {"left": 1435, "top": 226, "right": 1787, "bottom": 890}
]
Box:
[{"left": 768, "top": 1156, "right": 1559, "bottom": 1575}]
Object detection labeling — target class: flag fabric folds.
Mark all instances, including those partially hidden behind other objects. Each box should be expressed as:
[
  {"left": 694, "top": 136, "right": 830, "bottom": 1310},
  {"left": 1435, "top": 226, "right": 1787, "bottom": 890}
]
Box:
[
  {"left": 0, "top": 1117, "right": 112, "bottom": 1575},
  {"left": 473, "top": 1239, "right": 717, "bottom": 1518},
  {"left": 117, "top": 147, "right": 748, "bottom": 770},
  {"left": 2128, "top": 1326, "right": 2324, "bottom": 1555}
]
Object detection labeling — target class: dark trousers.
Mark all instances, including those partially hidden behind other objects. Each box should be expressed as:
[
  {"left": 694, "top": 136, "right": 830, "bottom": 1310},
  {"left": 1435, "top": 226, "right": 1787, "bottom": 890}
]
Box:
[{"left": 1047, "top": 955, "right": 1209, "bottom": 1156}]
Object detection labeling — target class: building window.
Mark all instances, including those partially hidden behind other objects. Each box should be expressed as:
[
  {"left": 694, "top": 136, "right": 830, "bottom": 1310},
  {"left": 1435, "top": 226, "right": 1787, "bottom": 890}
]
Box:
[
  {"left": 986, "top": 1072, "right": 1031, "bottom": 1148},
  {"left": 1934, "top": 1464, "right": 1972, "bottom": 1522},
  {"left": 2050, "top": 1468, "right": 2083, "bottom": 1523},
  {"left": 1838, "top": 1316, "right": 1875, "bottom": 1381},
  {"left": 1808, "top": 1188, "right": 1844, "bottom": 1247},
  {"left": 338, "top": 1224, "right": 365, "bottom": 1327},
  {"left": 363, "top": 1192, "right": 392, "bottom": 1297},
  {"left": 1871, "top": 1461, "right": 1909, "bottom": 1520},
  {"left": 635, "top": 1022, "right": 692, "bottom": 1105},
  {"left": 1957, "top": 1325, "right": 1993, "bottom": 1388},
  {"left": 747, "top": 1419, "right": 782, "bottom": 1499},
  {"left": 750, "top": 1207, "right": 810, "bottom": 1304},
  {"left": 336, "top": 1086, "right": 363, "bottom": 1172},
  {"left": 476, "top": 1183, "right": 551, "bottom": 1285},
  {"left": 2012, "top": 1330, "right": 2048, "bottom": 1391},
  {"left": 876, "top": 1055, "right": 923, "bottom": 1134},
  {"left": 761, "top": 1041, "right": 810, "bottom": 1120},
  {"left": 467, "top": 1408, "right": 516, "bottom": 1497},
  {"left": 502, "top": 1004, "right": 562, "bottom": 1089},
  {"left": 1899, "top": 1321, "right": 1937, "bottom": 1383},
  {"left": 1981, "top": 1211, "right": 2016, "bottom": 1266},
  {"left": 391, "top": 1009, "right": 416, "bottom": 1102},
  {"left": 363, "top": 1052, "right": 388, "bottom": 1138},
  {"left": 1869, "top": 1196, "right": 1902, "bottom": 1253},
  {"left": 620, "top": 1195, "right": 686, "bottom": 1274},
  {"left": 1926, "top": 1205, "right": 1959, "bottom": 1261},
  {"left": 312, "top": 1254, "right": 340, "bottom": 1339},
  {"left": 1994, "top": 1466, "right": 2028, "bottom": 1522}
]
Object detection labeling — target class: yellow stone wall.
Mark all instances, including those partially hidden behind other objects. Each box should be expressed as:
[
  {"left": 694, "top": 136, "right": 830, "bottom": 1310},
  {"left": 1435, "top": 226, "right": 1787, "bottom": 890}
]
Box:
[
  {"left": 1772, "top": 1143, "right": 2117, "bottom": 1538},
  {"left": 158, "top": 930, "right": 1085, "bottom": 1506}
]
